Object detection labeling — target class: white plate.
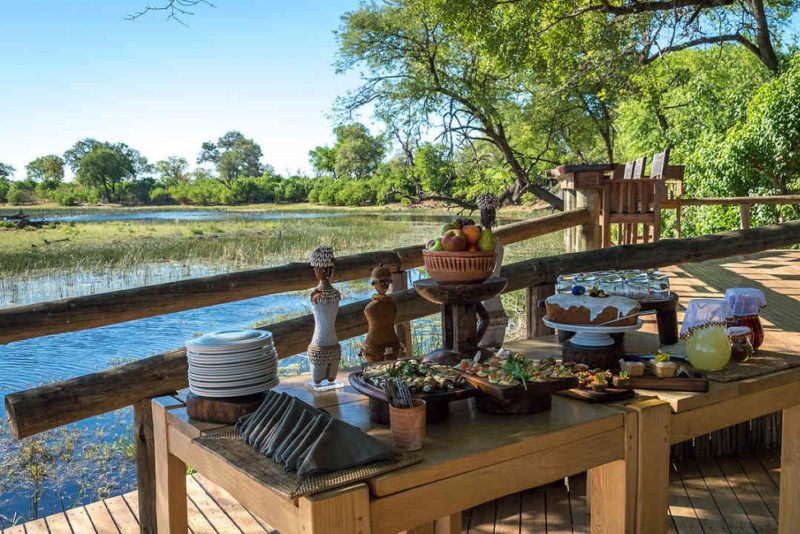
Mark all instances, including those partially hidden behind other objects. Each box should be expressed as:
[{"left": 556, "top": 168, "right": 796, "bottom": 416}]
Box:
[
  {"left": 188, "top": 367, "right": 277, "bottom": 381},
  {"left": 188, "top": 347, "right": 271, "bottom": 359},
  {"left": 189, "top": 375, "right": 275, "bottom": 388},
  {"left": 189, "top": 379, "right": 279, "bottom": 398},
  {"left": 542, "top": 318, "right": 643, "bottom": 347},
  {"left": 187, "top": 354, "right": 274, "bottom": 367},
  {"left": 186, "top": 330, "right": 273, "bottom": 352}
]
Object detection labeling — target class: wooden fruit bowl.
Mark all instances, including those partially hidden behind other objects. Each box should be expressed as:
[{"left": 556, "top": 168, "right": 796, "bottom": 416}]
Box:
[{"left": 422, "top": 250, "right": 497, "bottom": 284}]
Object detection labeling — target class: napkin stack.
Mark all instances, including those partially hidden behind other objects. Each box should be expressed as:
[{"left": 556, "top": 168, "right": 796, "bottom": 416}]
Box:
[{"left": 236, "top": 391, "right": 394, "bottom": 478}]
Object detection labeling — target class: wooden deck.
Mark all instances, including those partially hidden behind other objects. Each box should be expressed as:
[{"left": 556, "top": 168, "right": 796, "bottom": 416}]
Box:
[
  {"left": 4, "top": 249, "right": 799, "bottom": 533},
  {"left": 1, "top": 449, "right": 783, "bottom": 533}
]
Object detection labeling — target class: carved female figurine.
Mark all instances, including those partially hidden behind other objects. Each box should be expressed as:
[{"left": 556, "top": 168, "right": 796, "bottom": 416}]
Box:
[
  {"left": 360, "top": 266, "right": 405, "bottom": 362},
  {"left": 476, "top": 192, "right": 509, "bottom": 349},
  {"left": 307, "top": 246, "right": 342, "bottom": 384}
]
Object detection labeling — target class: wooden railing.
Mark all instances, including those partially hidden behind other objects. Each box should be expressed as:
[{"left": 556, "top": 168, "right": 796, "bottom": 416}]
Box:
[{"left": 661, "top": 195, "right": 800, "bottom": 236}]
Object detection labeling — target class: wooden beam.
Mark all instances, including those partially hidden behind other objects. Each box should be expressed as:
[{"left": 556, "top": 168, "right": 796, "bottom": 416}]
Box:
[
  {"left": 661, "top": 195, "right": 800, "bottom": 208},
  {"left": 526, "top": 284, "right": 554, "bottom": 339},
  {"left": 740, "top": 204, "right": 751, "bottom": 230},
  {"left": 0, "top": 209, "right": 591, "bottom": 345},
  {"left": 7, "top": 220, "right": 800, "bottom": 438}
]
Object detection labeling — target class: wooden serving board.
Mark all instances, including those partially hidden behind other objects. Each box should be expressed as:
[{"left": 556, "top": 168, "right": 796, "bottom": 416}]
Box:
[
  {"left": 557, "top": 387, "right": 635, "bottom": 403},
  {"left": 348, "top": 372, "right": 476, "bottom": 424},
  {"left": 186, "top": 392, "right": 266, "bottom": 424},
  {"left": 628, "top": 374, "right": 709, "bottom": 392},
  {"left": 462, "top": 374, "right": 578, "bottom": 415}
]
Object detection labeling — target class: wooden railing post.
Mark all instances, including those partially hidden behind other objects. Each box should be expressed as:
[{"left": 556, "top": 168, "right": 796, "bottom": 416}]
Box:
[
  {"left": 527, "top": 283, "right": 555, "bottom": 339},
  {"left": 391, "top": 270, "right": 415, "bottom": 354},
  {"left": 133, "top": 399, "right": 157, "bottom": 534},
  {"left": 740, "top": 204, "right": 751, "bottom": 230}
]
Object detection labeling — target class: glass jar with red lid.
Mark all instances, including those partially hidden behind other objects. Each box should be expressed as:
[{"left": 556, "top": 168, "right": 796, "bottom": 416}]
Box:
[{"left": 724, "top": 288, "right": 766, "bottom": 351}]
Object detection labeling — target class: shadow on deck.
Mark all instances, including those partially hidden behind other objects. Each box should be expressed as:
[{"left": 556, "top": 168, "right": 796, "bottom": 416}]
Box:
[{"left": 2, "top": 449, "right": 782, "bottom": 534}]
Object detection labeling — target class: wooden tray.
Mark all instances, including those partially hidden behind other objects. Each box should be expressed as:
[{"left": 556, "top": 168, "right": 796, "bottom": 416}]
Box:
[
  {"left": 557, "top": 387, "right": 636, "bottom": 403},
  {"left": 462, "top": 374, "right": 578, "bottom": 415},
  {"left": 348, "top": 372, "right": 476, "bottom": 424},
  {"left": 628, "top": 374, "right": 709, "bottom": 392}
]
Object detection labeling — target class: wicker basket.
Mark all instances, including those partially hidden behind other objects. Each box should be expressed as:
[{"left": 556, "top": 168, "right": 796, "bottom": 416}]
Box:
[{"left": 422, "top": 250, "right": 497, "bottom": 284}]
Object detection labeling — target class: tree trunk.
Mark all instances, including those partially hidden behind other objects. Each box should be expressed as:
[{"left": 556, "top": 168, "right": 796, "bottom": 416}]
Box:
[{"left": 751, "top": 0, "right": 780, "bottom": 73}]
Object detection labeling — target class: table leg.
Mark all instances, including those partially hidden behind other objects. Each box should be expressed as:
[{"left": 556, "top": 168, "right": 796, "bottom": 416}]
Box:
[
  {"left": 299, "top": 484, "right": 370, "bottom": 533},
  {"left": 152, "top": 401, "right": 187, "bottom": 534},
  {"left": 633, "top": 399, "right": 671, "bottom": 534},
  {"left": 779, "top": 404, "right": 800, "bottom": 532},
  {"left": 589, "top": 411, "right": 637, "bottom": 533}
]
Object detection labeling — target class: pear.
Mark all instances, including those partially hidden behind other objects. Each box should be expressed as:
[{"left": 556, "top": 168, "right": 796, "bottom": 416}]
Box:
[
  {"left": 430, "top": 237, "right": 445, "bottom": 251},
  {"left": 477, "top": 227, "right": 496, "bottom": 252},
  {"left": 440, "top": 221, "right": 460, "bottom": 235}
]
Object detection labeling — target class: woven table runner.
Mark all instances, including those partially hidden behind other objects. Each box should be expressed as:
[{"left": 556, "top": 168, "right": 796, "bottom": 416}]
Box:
[
  {"left": 659, "top": 341, "right": 800, "bottom": 383},
  {"left": 194, "top": 428, "right": 422, "bottom": 499}
]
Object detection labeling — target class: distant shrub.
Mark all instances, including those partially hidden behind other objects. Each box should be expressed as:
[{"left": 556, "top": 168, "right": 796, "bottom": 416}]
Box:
[{"left": 7, "top": 181, "right": 37, "bottom": 205}]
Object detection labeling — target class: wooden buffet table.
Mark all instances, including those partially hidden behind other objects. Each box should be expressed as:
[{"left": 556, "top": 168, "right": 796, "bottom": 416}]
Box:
[
  {"left": 153, "top": 371, "right": 662, "bottom": 533},
  {"left": 507, "top": 329, "right": 800, "bottom": 534}
]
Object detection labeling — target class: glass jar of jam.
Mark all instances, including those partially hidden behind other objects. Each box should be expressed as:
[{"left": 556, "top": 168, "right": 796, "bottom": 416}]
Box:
[
  {"left": 727, "top": 314, "right": 764, "bottom": 351},
  {"left": 727, "top": 326, "right": 754, "bottom": 363}
]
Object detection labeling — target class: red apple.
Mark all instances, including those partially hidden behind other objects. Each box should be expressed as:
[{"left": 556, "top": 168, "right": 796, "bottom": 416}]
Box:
[
  {"left": 441, "top": 229, "right": 467, "bottom": 251},
  {"left": 462, "top": 224, "right": 481, "bottom": 245},
  {"left": 467, "top": 244, "right": 479, "bottom": 252}
]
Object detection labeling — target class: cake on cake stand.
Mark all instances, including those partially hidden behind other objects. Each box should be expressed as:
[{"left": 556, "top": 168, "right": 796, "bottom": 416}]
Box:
[{"left": 544, "top": 318, "right": 643, "bottom": 370}]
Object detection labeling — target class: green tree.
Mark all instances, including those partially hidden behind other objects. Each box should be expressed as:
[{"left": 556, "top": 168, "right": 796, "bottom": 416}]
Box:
[
  {"left": 75, "top": 146, "right": 135, "bottom": 201},
  {"left": 308, "top": 145, "right": 338, "bottom": 177},
  {"left": 197, "top": 131, "right": 263, "bottom": 187},
  {"left": 64, "top": 138, "right": 150, "bottom": 177},
  {"left": 0, "top": 162, "right": 15, "bottom": 179},
  {"left": 155, "top": 156, "right": 190, "bottom": 186},
  {"left": 26, "top": 155, "right": 65, "bottom": 190}
]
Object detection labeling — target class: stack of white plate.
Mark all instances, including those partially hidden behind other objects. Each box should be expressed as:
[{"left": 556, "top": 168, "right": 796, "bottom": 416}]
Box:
[{"left": 186, "top": 330, "right": 278, "bottom": 398}]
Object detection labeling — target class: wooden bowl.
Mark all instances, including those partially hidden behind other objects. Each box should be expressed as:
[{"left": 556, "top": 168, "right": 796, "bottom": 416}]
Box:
[{"left": 422, "top": 250, "right": 497, "bottom": 284}]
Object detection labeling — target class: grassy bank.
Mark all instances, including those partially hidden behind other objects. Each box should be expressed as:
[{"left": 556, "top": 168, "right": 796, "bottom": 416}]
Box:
[{"left": 0, "top": 206, "right": 563, "bottom": 275}]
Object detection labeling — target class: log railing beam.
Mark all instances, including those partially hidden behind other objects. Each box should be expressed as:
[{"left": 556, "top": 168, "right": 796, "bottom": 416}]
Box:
[{"left": 8, "top": 220, "right": 800, "bottom": 439}]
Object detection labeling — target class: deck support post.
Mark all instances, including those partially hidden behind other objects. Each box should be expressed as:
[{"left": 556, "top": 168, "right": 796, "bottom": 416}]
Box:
[
  {"left": 133, "top": 399, "right": 157, "bottom": 534},
  {"left": 299, "top": 484, "right": 371, "bottom": 533},
  {"left": 391, "top": 270, "right": 415, "bottom": 354},
  {"left": 527, "top": 284, "right": 555, "bottom": 339},
  {"left": 780, "top": 404, "right": 800, "bottom": 531},
  {"left": 153, "top": 400, "right": 188, "bottom": 534}
]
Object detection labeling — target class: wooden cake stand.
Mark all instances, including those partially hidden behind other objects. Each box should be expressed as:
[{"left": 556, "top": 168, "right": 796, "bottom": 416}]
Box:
[
  {"left": 414, "top": 277, "right": 507, "bottom": 365},
  {"left": 186, "top": 392, "right": 266, "bottom": 424},
  {"left": 544, "top": 318, "right": 643, "bottom": 371}
]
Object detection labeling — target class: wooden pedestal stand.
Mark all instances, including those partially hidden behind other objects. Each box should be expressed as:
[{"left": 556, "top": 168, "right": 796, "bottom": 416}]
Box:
[
  {"left": 414, "top": 277, "right": 508, "bottom": 366},
  {"left": 186, "top": 392, "right": 266, "bottom": 424}
]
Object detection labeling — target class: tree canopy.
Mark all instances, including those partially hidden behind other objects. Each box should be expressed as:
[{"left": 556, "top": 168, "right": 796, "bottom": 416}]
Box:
[{"left": 197, "top": 131, "right": 264, "bottom": 187}]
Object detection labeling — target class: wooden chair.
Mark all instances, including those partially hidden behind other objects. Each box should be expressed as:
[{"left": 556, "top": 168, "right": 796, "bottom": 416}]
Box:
[{"left": 601, "top": 151, "right": 670, "bottom": 247}]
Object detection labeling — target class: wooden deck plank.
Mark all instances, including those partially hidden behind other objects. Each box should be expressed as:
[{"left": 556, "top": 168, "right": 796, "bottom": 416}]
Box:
[
  {"left": 545, "top": 481, "right": 573, "bottom": 533},
  {"left": 737, "top": 453, "right": 780, "bottom": 519},
  {"left": 43, "top": 512, "right": 72, "bottom": 534},
  {"left": 717, "top": 456, "right": 777, "bottom": 532},
  {"left": 567, "top": 474, "right": 589, "bottom": 533},
  {"left": 674, "top": 457, "right": 729, "bottom": 532},
  {"left": 667, "top": 464, "right": 703, "bottom": 534},
  {"left": 756, "top": 450, "right": 781, "bottom": 487},
  {"left": 186, "top": 475, "right": 243, "bottom": 533},
  {"left": 103, "top": 496, "right": 138, "bottom": 534},
  {"left": 696, "top": 456, "right": 756, "bottom": 533},
  {"left": 83, "top": 501, "right": 119, "bottom": 534},
  {"left": 120, "top": 492, "right": 138, "bottom": 522},
  {"left": 64, "top": 507, "right": 96, "bottom": 534},
  {"left": 192, "top": 474, "right": 271, "bottom": 534},
  {"left": 1, "top": 525, "right": 26, "bottom": 534},
  {"left": 492, "top": 493, "right": 520, "bottom": 534},
  {"left": 22, "top": 518, "right": 49, "bottom": 534},
  {"left": 465, "top": 500, "right": 494, "bottom": 534},
  {"left": 520, "top": 489, "right": 546, "bottom": 533}
]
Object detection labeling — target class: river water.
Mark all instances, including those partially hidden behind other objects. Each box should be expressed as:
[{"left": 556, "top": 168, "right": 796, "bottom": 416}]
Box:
[{"left": 0, "top": 210, "right": 447, "bottom": 525}]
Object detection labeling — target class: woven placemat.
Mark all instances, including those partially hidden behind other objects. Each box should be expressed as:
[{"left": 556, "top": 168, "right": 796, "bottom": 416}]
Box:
[
  {"left": 193, "top": 429, "right": 422, "bottom": 498},
  {"left": 659, "top": 341, "right": 800, "bottom": 383}
]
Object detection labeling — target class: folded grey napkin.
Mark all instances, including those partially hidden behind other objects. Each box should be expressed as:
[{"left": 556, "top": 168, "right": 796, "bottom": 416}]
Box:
[{"left": 237, "top": 390, "right": 395, "bottom": 479}]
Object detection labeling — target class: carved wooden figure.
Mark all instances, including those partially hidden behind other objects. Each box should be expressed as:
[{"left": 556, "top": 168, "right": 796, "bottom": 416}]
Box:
[
  {"left": 361, "top": 266, "right": 405, "bottom": 362},
  {"left": 476, "top": 192, "right": 509, "bottom": 348},
  {"left": 307, "top": 246, "right": 342, "bottom": 384}
]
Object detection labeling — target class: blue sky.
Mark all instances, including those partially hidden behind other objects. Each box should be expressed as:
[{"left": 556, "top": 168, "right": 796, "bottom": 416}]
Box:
[{"left": 1, "top": 0, "right": 365, "bottom": 177}]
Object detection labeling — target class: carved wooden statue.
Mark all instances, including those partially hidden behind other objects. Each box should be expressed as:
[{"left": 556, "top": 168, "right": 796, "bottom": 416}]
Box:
[
  {"left": 308, "top": 246, "right": 342, "bottom": 384},
  {"left": 360, "top": 266, "right": 405, "bottom": 362},
  {"left": 476, "top": 192, "right": 509, "bottom": 348}
]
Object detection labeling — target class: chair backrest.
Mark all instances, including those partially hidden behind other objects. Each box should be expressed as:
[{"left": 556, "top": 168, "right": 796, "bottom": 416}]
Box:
[
  {"left": 649, "top": 149, "right": 670, "bottom": 180},
  {"left": 632, "top": 157, "right": 647, "bottom": 179}
]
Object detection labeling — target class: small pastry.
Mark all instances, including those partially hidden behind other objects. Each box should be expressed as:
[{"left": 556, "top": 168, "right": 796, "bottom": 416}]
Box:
[
  {"left": 652, "top": 361, "right": 678, "bottom": 378},
  {"left": 612, "top": 371, "right": 630, "bottom": 388},
  {"left": 590, "top": 376, "right": 608, "bottom": 392},
  {"left": 619, "top": 359, "right": 646, "bottom": 377}
]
